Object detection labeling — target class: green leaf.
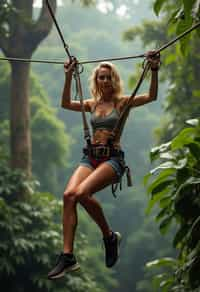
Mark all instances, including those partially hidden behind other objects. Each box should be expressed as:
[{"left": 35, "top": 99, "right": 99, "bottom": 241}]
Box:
[
  {"left": 176, "top": 18, "right": 193, "bottom": 54},
  {"left": 156, "top": 206, "right": 171, "bottom": 222},
  {"left": 173, "top": 225, "right": 189, "bottom": 247},
  {"left": 151, "top": 179, "right": 174, "bottom": 196},
  {"left": 183, "top": 0, "right": 196, "bottom": 19},
  {"left": 160, "top": 195, "right": 173, "bottom": 209},
  {"left": 186, "top": 142, "right": 200, "bottom": 161},
  {"left": 186, "top": 215, "right": 200, "bottom": 241},
  {"left": 153, "top": 0, "right": 166, "bottom": 16},
  {"left": 160, "top": 278, "right": 174, "bottom": 290},
  {"left": 150, "top": 142, "right": 171, "bottom": 162},
  {"left": 146, "top": 257, "right": 176, "bottom": 269},
  {"left": 143, "top": 172, "right": 152, "bottom": 186},
  {"left": 176, "top": 168, "right": 190, "bottom": 185},
  {"left": 150, "top": 163, "right": 174, "bottom": 174},
  {"left": 147, "top": 169, "right": 175, "bottom": 193},
  {"left": 159, "top": 215, "right": 174, "bottom": 234},
  {"left": 146, "top": 188, "right": 171, "bottom": 214},
  {"left": 175, "top": 177, "right": 200, "bottom": 197},
  {"left": 159, "top": 152, "right": 178, "bottom": 160},
  {"left": 165, "top": 52, "right": 177, "bottom": 65},
  {"left": 168, "top": 8, "right": 182, "bottom": 24},
  {"left": 192, "top": 0, "right": 200, "bottom": 18},
  {"left": 171, "top": 127, "right": 196, "bottom": 150},
  {"left": 150, "top": 158, "right": 187, "bottom": 174},
  {"left": 186, "top": 118, "right": 199, "bottom": 127},
  {"left": 150, "top": 168, "right": 175, "bottom": 184}
]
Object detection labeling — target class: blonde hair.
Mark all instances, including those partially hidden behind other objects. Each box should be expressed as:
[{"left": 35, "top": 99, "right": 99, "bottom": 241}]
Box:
[{"left": 89, "top": 62, "right": 123, "bottom": 102}]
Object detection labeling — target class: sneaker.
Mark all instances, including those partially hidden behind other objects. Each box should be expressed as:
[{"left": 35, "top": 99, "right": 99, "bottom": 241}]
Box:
[
  {"left": 103, "top": 231, "right": 122, "bottom": 268},
  {"left": 48, "top": 253, "right": 80, "bottom": 279}
]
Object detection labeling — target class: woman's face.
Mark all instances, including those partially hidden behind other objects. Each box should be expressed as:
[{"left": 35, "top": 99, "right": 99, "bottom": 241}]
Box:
[{"left": 97, "top": 66, "right": 114, "bottom": 96}]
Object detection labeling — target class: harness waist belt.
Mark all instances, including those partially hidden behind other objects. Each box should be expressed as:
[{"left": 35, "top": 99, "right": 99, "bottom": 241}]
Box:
[{"left": 83, "top": 145, "right": 124, "bottom": 158}]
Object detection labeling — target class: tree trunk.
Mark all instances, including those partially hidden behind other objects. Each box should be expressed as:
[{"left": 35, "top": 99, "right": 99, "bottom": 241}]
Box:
[
  {"left": 10, "top": 61, "right": 31, "bottom": 176},
  {"left": 0, "top": 0, "right": 57, "bottom": 178}
]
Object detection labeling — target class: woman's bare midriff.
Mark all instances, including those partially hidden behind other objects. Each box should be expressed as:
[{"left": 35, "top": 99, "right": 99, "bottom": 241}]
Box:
[{"left": 91, "top": 129, "right": 121, "bottom": 148}]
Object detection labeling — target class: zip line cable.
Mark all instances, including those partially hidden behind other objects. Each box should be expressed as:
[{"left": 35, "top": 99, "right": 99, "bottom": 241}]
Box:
[
  {"left": 156, "top": 21, "right": 200, "bottom": 54},
  {"left": 0, "top": 21, "right": 200, "bottom": 66},
  {"left": 0, "top": 54, "right": 146, "bottom": 65}
]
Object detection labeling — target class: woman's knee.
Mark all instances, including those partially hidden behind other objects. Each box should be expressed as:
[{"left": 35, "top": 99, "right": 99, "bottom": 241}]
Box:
[
  {"left": 63, "top": 189, "right": 77, "bottom": 205},
  {"left": 63, "top": 187, "right": 90, "bottom": 205}
]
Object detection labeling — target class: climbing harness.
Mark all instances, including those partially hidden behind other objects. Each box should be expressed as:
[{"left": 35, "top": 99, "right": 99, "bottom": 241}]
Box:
[{"left": 83, "top": 144, "right": 127, "bottom": 197}]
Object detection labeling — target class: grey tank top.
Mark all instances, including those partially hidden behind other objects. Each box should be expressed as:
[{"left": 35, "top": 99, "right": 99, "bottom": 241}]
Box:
[{"left": 90, "top": 104, "right": 120, "bottom": 132}]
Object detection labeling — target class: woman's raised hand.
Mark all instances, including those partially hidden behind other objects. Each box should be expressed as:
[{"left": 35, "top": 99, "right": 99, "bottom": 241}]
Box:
[
  {"left": 64, "top": 57, "right": 78, "bottom": 74},
  {"left": 146, "top": 50, "right": 160, "bottom": 70}
]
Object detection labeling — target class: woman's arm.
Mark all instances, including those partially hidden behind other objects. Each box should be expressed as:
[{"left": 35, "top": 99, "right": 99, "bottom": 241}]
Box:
[
  {"left": 61, "top": 60, "right": 91, "bottom": 112},
  {"left": 128, "top": 51, "right": 160, "bottom": 107}
]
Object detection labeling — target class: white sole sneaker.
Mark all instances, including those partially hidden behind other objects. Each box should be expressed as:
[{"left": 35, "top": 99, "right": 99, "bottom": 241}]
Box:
[
  {"left": 48, "top": 263, "right": 80, "bottom": 279},
  {"left": 115, "top": 232, "right": 122, "bottom": 259}
]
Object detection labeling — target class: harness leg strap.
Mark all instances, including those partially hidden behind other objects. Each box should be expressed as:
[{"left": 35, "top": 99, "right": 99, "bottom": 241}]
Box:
[{"left": 125, "top": 166, "right": 133, "bottom": 187}]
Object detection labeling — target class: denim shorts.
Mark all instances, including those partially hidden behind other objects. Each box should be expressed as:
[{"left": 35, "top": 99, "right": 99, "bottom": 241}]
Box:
[{"left": 80, "top": 153, "right": 126, "bottom": 179}]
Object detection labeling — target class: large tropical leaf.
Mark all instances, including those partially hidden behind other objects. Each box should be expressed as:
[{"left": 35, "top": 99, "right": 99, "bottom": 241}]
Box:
[
  {"left": 146, "top": 187, "right": 172, "bottom": 214},
  {"left": 159, "top": 215, "right": 174, "bottom": 234},
  {"left": 146, "top": 257, "right": 177, "bottom": 269},
  {"left": 150, "top": 158, "right": 188, "bottom": 174},
  {"left": 150, "top": 142, "right": 171, "bottom": 162},
  {"left": 174, "top": 176, "right": 200, "bottom": 197},
  {"left": 171, "top": 127, "right": 197, "bottom": 150},
  {"left": 148, "top": 177, "right": 174, "bottom": 195}
]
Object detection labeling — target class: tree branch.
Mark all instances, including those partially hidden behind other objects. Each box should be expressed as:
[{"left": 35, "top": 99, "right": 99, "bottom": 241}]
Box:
[{"left": 27, "top": 0, "right": 57, "bottom": 52}]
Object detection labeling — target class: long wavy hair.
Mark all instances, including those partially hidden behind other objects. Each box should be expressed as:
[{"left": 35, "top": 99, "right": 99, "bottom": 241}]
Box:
[{"left": 89, "top": 62, "right": 124, "bottom": 102}]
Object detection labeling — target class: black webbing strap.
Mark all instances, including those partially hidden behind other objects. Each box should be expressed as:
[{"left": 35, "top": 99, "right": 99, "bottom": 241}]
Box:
[
  {"left": 46, "top": 0, "right": 91, "bottom": 145},
  {"left": 109, "top": 60, "right": 151, "bottom": 143},
  {"left": 109, "top": 60, "right": 151, "bottom": 195},
  {"left": 112, "top": 180, "right": 122, "bottom": 198},
  {"left": 46, "top": 0, "right": 71, "bottom": 60},
  {"left": 111, "top": 165, "right": 133, "bottom": 198},
  {"left": 73, "top": 67, "right": 91, "bottom": 145}
]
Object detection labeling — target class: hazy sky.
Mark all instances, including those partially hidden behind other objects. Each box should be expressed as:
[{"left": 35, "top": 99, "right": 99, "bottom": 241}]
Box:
[
  {"left": 33, "top": 0, "right": 63, "bottom": 7},
  {"left": 33, "top": 0, "right": 140, "bottom": 17},
  {"left": 33, "top": 0, "right": 139, "bottom": 6}
]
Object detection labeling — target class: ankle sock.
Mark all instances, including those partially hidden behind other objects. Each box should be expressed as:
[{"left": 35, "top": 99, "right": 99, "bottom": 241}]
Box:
[{"left": 63, "top": 252, "right": 74, "bottom": 258}]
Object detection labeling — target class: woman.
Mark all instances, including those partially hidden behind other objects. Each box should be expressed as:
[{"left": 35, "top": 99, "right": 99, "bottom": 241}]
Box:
[{"left": 48, "top": 51, "right": 160, "bottom": 279}]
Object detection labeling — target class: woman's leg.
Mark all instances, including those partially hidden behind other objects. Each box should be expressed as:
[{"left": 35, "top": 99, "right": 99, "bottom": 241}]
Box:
[
  {"left": 79, "top": 196, "right": 112, "bottom": 237},
  {"left": 48, "top": 166, "right": 93, "bottom": 279},
  {"left": 75, "top": 163, "right": 121, "bottom": 269},
  {"left": 48, "top": 162, "right": 120, "bottom": 279},
  {"left": 63, "top": 166, "right": 93, "bottom": 253},
  {"left": 63, "top": 162, "right": 118, "bottom": 253}
]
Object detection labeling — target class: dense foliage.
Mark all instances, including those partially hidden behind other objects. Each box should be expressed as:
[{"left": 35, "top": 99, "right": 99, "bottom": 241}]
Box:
[
  {"left": 141, "top": 1, "right": 200, "bottom": 291},
  {"left": 0, "top": 1, "right": 181, "bottom": 292},
  {"left": 0, "top": 162, "right": 106, "bottom": 292},
  {"left": 0, "top": 61, "right": 72, "bottom": 194},
  {"left": 0, "top": 1, "right": 15, "bottom": 36},
  {"left": 124, "top": 0, "right": 200, "bottom": 141},
  {"left": 145, "top": 119, "right": 200, "bottom": 291}
]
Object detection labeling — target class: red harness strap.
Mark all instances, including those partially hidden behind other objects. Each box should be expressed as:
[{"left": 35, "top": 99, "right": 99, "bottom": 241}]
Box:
[{"left": 88, "top": 156, "right": 109, "bottom": 168}]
